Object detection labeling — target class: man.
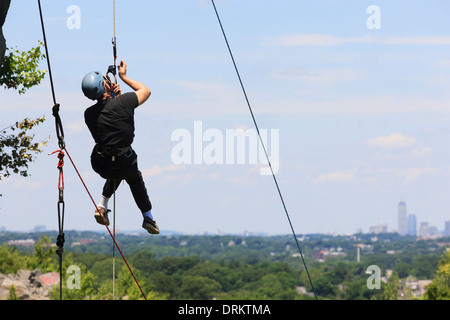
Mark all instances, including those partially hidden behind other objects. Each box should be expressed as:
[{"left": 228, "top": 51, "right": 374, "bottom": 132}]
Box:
[{"left": 82, "top": 60, "right": 159, "bottom": 234}]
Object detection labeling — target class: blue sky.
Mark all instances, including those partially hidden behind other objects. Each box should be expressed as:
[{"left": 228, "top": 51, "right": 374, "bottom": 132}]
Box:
[{"left": 1, "top": 0, "right": 450, "bottom": 235}]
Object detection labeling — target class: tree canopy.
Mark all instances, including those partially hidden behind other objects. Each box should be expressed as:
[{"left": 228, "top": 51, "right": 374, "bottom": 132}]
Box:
[{"left": 0, "top": 117, "right": 48, "bottom": 196}]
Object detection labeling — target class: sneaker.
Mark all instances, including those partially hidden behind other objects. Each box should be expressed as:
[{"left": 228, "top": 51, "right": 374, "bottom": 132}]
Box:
[
  {"left": 142, "top": 216, "right": 160, "bottom": 235},
  {"left": 94, "top": 207, "right": 111, "bottom": 226}
]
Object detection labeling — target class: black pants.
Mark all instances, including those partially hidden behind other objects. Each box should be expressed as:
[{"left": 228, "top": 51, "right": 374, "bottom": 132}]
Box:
[{"left": 90, "top": 144, "right": 152, "bottom": 213}]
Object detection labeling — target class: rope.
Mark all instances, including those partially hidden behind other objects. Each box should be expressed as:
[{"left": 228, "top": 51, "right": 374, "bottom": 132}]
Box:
[
  {"left": 49, "top": 148, "right": 65, "bottom": 299},
  {"left": 65, "top": 149, "right": 148, "bottom": 300},
  {"left": 111, "top": 0, "right": 117, "bottom": 300},
  {"left": 37, "top": 0, "right": 147, "bottom": 300},
  {"left": 112, "top": 181, "right": 116, "bottom": 300},
  {"left": 38, "top": 0, "right": 65, "bottom": 300},
  {"left": 210, "top": 0, "right": 317, "bottom": 300},
  {"left": 113, "top": 0, "right": 116, "bottom": 40}
]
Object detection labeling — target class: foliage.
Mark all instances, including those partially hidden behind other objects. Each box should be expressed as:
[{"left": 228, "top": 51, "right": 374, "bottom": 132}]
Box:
[
  {"left": 7, "top": 285, "right": 18, "bottom": 300},
  {"left": 0, "top": 242, "right": 28, "bottom": 274},
  {"left": 0, "top": 40, "right": 48, "bottom": 196},
  {"left": 0, "top": 116, "right": 48, "bottom": 191},
  {"left": 1, "top": 232, "right": 448, "bottom": 300},
  {"left": 423, "top": 249, "right": 450, "bottom": 300},
  {"left": 0, "top": 41, "right": 47, "bottom": 94},
  {"left": 26, "top": 235, "right": 56, "bottom": 273},
  {"left": 49, "top": 252, "right": 97, "bottom": 300},
  {"left": 381, "top": 272, "right": 400, "bottom": 300},
  {"left": 0, "top": 40, "right": 49, "bottom": 198}
]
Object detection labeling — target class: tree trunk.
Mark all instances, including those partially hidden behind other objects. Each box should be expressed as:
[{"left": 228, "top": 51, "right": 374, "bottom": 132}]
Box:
[{"left": 0, "top": 0, "right": 11, "bottom": 65}]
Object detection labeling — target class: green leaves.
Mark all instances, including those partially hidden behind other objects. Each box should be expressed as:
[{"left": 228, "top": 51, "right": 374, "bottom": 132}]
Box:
[
  {"left": 0, "top": 116, "right": 47, "bottom": 181},
  {"left": 0, "top": 41, "right": 47, "bottom": 94},
  {"left": 0, "top": 41, "right": 48, "bottom": 196},
  {"left": 423, "top": 250, "right": 450, "bottom": 300}
]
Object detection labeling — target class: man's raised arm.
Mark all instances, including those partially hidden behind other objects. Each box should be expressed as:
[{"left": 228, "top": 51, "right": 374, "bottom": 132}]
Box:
[{"left": 118, "top": 60, "right": 151, "bottom": 106}]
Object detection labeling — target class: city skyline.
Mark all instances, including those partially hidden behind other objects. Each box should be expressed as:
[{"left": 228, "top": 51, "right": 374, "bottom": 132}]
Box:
[
  {"left": 398, "top": 201, "right": 407, "bottom": 236},
  {"left": 2, "top": 199, "right": 449, "bottom": 237},
  {"left": 365, "top": 200, "right": 449, "bottom": 237}
]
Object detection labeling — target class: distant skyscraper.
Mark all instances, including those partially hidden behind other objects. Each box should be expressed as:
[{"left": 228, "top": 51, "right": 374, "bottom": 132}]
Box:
[
  {"left": 419, "top": 222, "right": 429, "bottom": 238},
  {"left": 398, "top": 201, "right": 407, "bottom": 235},
  {"left": 407, "top": 214, "right": 417, "bottom": 236},
  {"left": 445, "top": 221, "right": 450, "bottom": 237}
]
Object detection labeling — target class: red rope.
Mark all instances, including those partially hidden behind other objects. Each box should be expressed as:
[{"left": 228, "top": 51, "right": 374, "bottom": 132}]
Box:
[
  {"left": 61, "top": 147, "right": 148, "bottom": 300},
  {"left": 50, "top": 149, "right": 65, "bottom": 190}
]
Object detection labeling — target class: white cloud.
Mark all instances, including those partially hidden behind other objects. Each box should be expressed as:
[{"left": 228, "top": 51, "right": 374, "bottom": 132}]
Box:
[
  {"left": 67, "top": 121, "right": 85, "bottom": 134},
  {"left": 169, "top": 80, "right": 239, "bottom": 102},
  {"left": 261, "top": 34, "right": 450, "bottom": 47},
  {"left": 247, "top": 95, "right": 450, "bottom": 116},
  {"left": 208, "top": 173, "right": 220, "bottom": 180},
  {"left": 365, "top": 133, "right": 416, "bottom": 148},
  {"left": 142, "top": 165, "right": 184, "bottom": 178},
  {"left": 270, "top": 67, "right": 362, "bottom": 84},
  {"left": 411, "top": 147, "right": 432, "bottom": 157},
  {"left": 403, "top": 167, "right": 438, "bottom": 183},
  {"left": 262, "top": 34, "right": 372, "bottom": 47},
  {"left": 11, "top": 179, "right": 43, "bottom": 190},
  {"left": 227, "top": 175, "right": 257, "bottom": 187},
  {"left": 381, "top": 167, "right": 439, "bottom": 183},
  {"left": 312, "top": 169, "right": 356, "bottom": 184},
  {"left": 385, "top": 36, "right": 450, "bottom": 46}
]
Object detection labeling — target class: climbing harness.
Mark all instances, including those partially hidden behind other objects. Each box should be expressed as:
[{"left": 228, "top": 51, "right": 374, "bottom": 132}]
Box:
[
  {"left": 37, "top": 0, "right": 147, "bottom": 300},
  {"left": 210, "top": 0, "right": 317, "bottom": 300}
]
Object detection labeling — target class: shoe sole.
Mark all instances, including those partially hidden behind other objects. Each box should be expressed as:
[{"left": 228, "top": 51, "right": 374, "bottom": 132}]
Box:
[
  {"left": 94, "top": 211, "right": 110, "bottom": 226},
  {"left": 143, "top": 223, "right": 160, "bottom": 235}
]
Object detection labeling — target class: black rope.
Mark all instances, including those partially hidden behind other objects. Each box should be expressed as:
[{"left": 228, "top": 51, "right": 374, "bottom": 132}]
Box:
[
  {"left": 37, "top": 0, "right": 65, "bottom": 300},
  {"left": 37, "top": 0, "right": 65, "bottom": 149},
  {"left": 210, "top": 0, "right": 317, "bottom": 300},
  {"left": 55, "top": 159, "right": 65, "bottom": 300}
]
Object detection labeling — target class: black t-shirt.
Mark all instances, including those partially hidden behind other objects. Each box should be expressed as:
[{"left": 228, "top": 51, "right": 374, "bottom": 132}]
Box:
[{"left": 84, "top": 92, "right": 139, "bottom": 149}]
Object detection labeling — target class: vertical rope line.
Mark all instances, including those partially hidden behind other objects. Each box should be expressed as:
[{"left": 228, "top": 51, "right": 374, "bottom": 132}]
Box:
[
  {"left": 210, "top": 0, "right": 317, "bottom": 300},
  {"left": 112, "top": 0, "right": 117, "bottom": 301},
  {"left": 38, "top": 0, "right": 65, "bottom": 300},
  {"left": 113, "top": 0, "right": 116, "bottom": 39},
  {"left": 112, "top": 0, "right": 117, "bottom": 84},
  {"left": 37, "top": 0, "right": 56, "bottom": 105},
  {"left": 112, "top": 182, "right": 116, "bottom": 300}
]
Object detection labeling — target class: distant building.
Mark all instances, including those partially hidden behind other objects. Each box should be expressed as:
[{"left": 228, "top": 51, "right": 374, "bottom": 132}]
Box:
[
  {"left": 445, "top": 221, "right": 450, "bottom": 237},
  {"left": 407, "top": 214, "right": 417, "bottom": 236},
  {"left": 369, "top": 222, "right": 388, "bottom": 234},
  {"left": 429, "top": 226, "right": 439, "bottom": 236},
  {"left": 419, "top": 222, "right": 429, "bottom": 238},
  {"left": 398, "top": 201, "right": 407, "bottom": 235},
  {"left": 7, "top": 239, "right": 35, "bottom": 247},
  {"left": 34, "top": 225, "right": 46, "bottom": 232}
]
